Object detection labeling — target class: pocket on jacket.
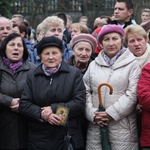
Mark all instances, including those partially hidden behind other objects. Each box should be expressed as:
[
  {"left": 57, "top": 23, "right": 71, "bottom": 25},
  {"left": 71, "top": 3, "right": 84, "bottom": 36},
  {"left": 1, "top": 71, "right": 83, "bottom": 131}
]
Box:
[{"left": 119, "top": 117, "right": 130, "bottom": 131}]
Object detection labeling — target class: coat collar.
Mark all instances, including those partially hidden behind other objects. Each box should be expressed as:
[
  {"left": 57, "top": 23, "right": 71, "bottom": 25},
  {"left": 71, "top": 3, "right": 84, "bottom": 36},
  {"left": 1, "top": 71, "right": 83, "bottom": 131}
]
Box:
[
  {"left": 0, "top": 57, "right": 33, "bottom": 73},
  {"left": 95, "top": 48, "right": 136, "bottom": 69},
  {"left": 34, "top": 61, "right": 70, "bottom": 76}
]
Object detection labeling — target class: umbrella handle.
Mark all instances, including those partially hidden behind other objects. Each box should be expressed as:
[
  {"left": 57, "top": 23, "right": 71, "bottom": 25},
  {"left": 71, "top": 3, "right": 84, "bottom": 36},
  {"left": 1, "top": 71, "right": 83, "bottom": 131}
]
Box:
[{"left": 98, "top": 83, "right": 113, "bottom": 106}]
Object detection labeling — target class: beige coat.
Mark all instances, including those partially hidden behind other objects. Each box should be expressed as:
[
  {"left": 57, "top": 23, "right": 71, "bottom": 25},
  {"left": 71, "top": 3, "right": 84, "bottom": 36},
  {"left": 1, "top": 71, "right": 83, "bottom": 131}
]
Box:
[{"left": 83, "top": 49, "right": 141, "bottom": 150}]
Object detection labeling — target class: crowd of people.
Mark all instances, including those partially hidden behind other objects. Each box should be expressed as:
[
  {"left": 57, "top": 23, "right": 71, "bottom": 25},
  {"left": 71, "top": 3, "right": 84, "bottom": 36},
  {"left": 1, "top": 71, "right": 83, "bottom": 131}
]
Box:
[{"left": 0, "top": 0, "right": 150, "bottom": 150}]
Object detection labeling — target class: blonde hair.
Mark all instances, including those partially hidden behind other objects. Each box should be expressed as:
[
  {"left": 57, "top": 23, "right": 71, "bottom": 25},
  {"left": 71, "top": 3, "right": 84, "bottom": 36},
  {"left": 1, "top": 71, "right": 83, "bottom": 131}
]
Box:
[
  {"left": 36, "top": 22, "right": 44, "bottom": 34},
  {"left": 142, "top": 8, "right": 150, "bottom": 14},
  {"left": 42, "top": 16, "right": 64, "bottom": 33},
  {"left": 71, "top": 23, "right": 88, "bottom": 33},
  {"left": 125, "top": 24, "right": 147, "bottom": 45}
]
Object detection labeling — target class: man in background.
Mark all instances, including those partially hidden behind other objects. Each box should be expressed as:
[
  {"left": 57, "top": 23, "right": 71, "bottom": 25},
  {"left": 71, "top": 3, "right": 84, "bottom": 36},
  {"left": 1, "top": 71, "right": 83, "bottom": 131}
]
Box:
[
  {"left": 111, "top": 0, "right": 135, "bottom": 28},
  {"left": 0, "top": 17, "right": 12, "bottom": 46},
  {"left": 11, "top": 14, "right": 24, "bottom": 25},
  {"left": 141, "top": 8, "right": 150, "bottom": 24}
]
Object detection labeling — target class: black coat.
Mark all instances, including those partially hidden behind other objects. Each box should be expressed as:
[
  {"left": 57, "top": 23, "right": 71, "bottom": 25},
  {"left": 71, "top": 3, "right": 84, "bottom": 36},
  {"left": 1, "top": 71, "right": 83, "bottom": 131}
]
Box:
[
  {"left": 110, "top": 19, "right": 133, "bottom": 28},
  {"left": 19, "top": 61, "right": 86, "bottom": 150},
  {"left": 0, "top": 58, "right": 35, "bottom": 149}
]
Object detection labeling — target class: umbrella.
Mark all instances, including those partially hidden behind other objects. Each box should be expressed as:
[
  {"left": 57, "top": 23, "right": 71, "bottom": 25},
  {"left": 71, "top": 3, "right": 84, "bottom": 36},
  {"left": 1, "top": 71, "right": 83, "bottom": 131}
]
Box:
[{"left": 97, "top": 82, "right": 113, "bottom": 150}]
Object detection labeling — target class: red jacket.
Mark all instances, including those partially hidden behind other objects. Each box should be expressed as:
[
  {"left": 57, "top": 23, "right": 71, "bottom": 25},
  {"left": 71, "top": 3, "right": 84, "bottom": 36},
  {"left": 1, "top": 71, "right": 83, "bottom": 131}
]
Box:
[
  {"left": 92, "top": 27, "right": 102, "bottom": 54},
  {"left": 138, "top": 62, "right": 150, "bottom": 147}
]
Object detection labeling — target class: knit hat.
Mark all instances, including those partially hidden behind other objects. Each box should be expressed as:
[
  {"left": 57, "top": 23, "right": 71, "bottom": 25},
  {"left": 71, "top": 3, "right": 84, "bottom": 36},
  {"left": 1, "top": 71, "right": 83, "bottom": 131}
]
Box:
[
  {"left": 98, "top": 24, "right": 125, "bottom": 44},
  {"left": 141, "top": 20, "right": 150, "bottom": 31},
  {"left": 70, "top": 33, "right": 97, "bottom": 53},
  {"left": 37, "top": 36, "right": 63, "bottom": 55}
]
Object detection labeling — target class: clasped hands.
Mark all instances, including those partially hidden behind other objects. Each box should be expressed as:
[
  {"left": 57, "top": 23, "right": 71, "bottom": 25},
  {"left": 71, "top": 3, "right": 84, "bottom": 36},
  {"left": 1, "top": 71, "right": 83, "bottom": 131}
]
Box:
[
  {"left": 10, "top": 98, "right": 20, "bottom": 112},
  {"left": 94, "top": 111, "right": 112, "bottom": 127},
  {"left": 41, "top": 106, "right": 61, "bottom": 125}
]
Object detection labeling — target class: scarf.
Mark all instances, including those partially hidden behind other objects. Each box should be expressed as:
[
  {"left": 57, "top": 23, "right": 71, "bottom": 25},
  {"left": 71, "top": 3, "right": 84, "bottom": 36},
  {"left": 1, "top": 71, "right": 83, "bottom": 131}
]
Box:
[
  {"left": 101, "top": 47, "right": 126, "bottom": 66},
  {"left": 42, "top": 63, "right": 61, "bottom": 76},
  {"left": 3, "top": 57, "right": 23, "bottom": 74}
]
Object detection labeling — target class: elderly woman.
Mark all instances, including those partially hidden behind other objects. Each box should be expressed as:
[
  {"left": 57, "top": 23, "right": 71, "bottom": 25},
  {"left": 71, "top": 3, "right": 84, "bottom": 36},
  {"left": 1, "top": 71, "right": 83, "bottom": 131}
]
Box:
[
  {"left": 83, "top": 25, "right": 140, "bottom": 150},
  {"left": 19, "top": 36, "right": 86, "bottom": 150},
  {"left": 31, "top": 16, "right": 72, "bottom": 66},
  {"left": 0, "top": 33, "right": 35, "bottom": 150},
  {"left": 68, "top": 33, "right": 97, "bottom": 74},
  {"left": 68, "top": 33, "right": 97, "bottom": 150},
  {"left": 125, "top": 24, "right": 150, "bottom": 68}
]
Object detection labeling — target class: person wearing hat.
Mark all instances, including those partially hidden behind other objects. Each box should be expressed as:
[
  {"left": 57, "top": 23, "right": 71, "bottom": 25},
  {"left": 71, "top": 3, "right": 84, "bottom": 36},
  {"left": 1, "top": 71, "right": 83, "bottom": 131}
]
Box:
[
  {"left": 68, "top": 33, "right": 97, "bottom": 150},
  {"left": 68, "top": 33, "right": 97, "bottom": 74},
  {"left": 83, "top": 24, "right": 140, "bottom": 150},
  {"left": 19, "top": 36, "right": 86, "bottom": 150}
]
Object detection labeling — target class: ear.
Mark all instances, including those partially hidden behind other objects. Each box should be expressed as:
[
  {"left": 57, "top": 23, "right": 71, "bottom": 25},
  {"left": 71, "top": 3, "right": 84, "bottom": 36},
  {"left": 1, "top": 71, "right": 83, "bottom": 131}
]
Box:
[{"left": 128, "top": 9, "right": 133, "bottom": 17}]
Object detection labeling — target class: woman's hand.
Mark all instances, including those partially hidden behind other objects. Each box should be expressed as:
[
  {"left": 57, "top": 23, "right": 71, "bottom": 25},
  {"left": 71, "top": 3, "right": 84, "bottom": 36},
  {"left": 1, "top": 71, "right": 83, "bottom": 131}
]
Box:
[
  {"left": 47, "top": 113, "right": 61, "bottom": 125},
  {"left": 41, "top": 106, "right": 52, "bottom": 121},
  {"left": 94, "top": 111, "right": 112, "bottom": 127},
  {"left": 10, "top": 98, "right": 20, "bottom": 112}
]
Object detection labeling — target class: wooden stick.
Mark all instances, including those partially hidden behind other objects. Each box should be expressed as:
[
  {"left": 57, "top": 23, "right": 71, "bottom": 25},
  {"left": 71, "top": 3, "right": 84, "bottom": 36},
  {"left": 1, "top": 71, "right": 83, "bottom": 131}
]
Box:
[{"left": 98, "top": 83, "right": 113, "bottom": 106}]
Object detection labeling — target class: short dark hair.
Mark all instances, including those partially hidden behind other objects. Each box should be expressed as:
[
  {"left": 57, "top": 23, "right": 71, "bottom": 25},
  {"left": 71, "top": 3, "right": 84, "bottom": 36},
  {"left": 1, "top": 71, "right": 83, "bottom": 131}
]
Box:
[
  {"left": 17, "top": 23, "right": 28, "bottom": 38},
  {"left": 116, "top": 0, "right": 134, "bottom": 10},
  {"left": 0, "top": 33, "right": 29, "bottom": 61}
]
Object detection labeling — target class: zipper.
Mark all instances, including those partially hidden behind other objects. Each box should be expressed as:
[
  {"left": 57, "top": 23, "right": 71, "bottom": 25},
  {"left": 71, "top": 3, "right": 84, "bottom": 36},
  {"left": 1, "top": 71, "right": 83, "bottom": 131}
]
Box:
[{"left": 49, "top": 78, "right": 53, "bottom": 84}]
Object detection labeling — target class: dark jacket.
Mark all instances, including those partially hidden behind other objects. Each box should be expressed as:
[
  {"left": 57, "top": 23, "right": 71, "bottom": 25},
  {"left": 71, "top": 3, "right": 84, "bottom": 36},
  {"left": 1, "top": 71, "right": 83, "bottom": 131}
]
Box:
[
  {"left": 19, "top": 61, "right": 86, "bottom": 150},
  {"left": 67, "top": 55, "right": 92, "bottom": 74},
  {"left": 0, "top": 57, "right": 35, "bottom": 149},
  {"left": 111, "top": 19, "right": 133, "bottom": 28}
]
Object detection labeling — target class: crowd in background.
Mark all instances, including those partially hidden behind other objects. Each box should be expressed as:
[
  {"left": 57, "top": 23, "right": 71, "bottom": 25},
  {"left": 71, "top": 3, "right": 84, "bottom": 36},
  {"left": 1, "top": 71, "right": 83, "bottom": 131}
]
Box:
[{"left": 0, "top": 0, "right": 150, "bottom": 150}]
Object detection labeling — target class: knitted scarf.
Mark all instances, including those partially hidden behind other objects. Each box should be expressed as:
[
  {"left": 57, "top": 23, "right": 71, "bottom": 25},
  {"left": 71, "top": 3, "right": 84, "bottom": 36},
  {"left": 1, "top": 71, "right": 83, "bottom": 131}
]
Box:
[
  {"left": 3, "top": 57, "right": 23, "bottom": 74},
  {"left": 42, "top": 63, "right": 61, "bottom": 76}
]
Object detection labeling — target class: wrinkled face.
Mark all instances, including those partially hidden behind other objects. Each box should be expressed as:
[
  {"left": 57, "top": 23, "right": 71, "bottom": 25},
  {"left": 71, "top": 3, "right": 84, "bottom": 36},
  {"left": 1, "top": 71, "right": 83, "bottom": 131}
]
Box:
[
  {"left": 6, "top": 37, "right": 24, "bottom": 62},
  {"left": 0, "top": 18, "right": 12, "bottom": 42},
  {"left": 45, "top": 26, "right": 63, "bottom": 40},
  {"left": 102, "top": 32, "right": 122, "bottom": 58},
  {"left": 127, "top": 33, "right": 147, "bottom": 57},
  {"left": 141, "top": 12, "right": 150, "bottom": 23},
  {"left": 41, "top": 47, "right": 62, "bottom": 68},
  {"left": 70, "top": 27, "right": 81, "bottom": 38},
  {"left": 114, "top": 2, "right": 133, "bottom": 24},
  {"left": 73, "top": 41, "right": 92, "bottom": 63}
]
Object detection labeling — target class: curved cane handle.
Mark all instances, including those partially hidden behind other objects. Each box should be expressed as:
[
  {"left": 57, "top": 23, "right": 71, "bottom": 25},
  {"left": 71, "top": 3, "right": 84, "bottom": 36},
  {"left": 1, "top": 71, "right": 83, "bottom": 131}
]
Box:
[{"left": 98, "top": 83, "right": 113, "bottom": 106}]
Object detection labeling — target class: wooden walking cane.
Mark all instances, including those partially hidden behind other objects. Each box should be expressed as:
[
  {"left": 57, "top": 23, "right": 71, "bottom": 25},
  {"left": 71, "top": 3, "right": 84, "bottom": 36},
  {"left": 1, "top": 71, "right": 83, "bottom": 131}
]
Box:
[
  {"left": 98, "top": 82, "right": 113, "bottom": 106},
  {"left": 97, "top": 82, "right": 113, "bottom": 150}
]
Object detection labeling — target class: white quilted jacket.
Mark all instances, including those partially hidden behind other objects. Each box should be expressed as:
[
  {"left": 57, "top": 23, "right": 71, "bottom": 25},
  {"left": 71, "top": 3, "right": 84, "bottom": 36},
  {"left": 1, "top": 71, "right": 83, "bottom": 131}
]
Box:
[{"left": 83, "top": 49, "right": 141, "bottom": 150}]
